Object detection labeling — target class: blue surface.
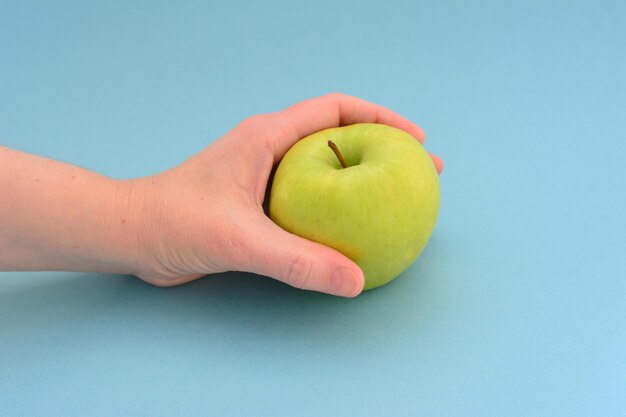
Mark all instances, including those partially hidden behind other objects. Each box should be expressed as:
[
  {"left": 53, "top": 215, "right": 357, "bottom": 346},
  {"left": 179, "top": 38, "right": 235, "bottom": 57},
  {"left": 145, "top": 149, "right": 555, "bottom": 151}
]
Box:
[{"left": 1, "top": 1, "right": 625, "bottom": 416}]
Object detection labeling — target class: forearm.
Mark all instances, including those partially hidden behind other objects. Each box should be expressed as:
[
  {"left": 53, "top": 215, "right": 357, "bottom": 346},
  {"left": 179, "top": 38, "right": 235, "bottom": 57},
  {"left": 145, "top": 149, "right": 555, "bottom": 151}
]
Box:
[{"left": 0, "top": 146, "right": 143, "bottom": 274}]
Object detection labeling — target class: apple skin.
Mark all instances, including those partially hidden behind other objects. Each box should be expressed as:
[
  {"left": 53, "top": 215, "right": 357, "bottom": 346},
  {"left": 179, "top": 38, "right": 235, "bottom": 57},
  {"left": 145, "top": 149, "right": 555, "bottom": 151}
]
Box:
[{"left": 269, "top": 123, "right": 440, "bottom": 290}]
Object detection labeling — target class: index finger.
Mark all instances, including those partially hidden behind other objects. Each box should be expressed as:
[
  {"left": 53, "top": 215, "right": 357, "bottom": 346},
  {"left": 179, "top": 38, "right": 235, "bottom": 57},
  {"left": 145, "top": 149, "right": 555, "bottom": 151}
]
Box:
[{"left": 270, "top": 93, "right": 426, "bottom": 161}]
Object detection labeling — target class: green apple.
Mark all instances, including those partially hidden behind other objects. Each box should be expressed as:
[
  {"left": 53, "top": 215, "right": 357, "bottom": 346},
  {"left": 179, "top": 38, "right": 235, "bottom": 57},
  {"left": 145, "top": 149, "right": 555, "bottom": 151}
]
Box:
[{"left": 269, "top": 123, "right": 440, "bottom": 290}]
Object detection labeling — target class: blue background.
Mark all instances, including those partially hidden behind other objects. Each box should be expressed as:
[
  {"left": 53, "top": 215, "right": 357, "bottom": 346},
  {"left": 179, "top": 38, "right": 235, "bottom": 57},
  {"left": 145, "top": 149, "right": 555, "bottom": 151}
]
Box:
[{"left": 1, "top": 1, "right": 625, "bottom": 416}]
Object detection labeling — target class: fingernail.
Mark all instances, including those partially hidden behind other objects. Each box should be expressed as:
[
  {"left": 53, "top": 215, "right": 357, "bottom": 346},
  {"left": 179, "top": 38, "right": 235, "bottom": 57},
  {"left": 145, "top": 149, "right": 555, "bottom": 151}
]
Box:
[{"left": 330, "top": 267, "right": 359, "bottom": 297}]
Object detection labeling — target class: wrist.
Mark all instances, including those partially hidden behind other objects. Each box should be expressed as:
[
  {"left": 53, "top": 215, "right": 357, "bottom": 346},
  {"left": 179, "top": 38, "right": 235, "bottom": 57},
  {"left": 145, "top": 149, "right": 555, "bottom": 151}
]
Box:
[{"left": 105, "top": 177, "right": 155, "bottom": 277}]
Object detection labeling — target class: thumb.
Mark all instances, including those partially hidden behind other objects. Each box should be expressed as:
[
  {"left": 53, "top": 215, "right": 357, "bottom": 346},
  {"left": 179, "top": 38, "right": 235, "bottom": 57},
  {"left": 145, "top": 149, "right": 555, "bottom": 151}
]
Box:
[{"left": 238, "top": 216, "right": 364, "bottom": 297}]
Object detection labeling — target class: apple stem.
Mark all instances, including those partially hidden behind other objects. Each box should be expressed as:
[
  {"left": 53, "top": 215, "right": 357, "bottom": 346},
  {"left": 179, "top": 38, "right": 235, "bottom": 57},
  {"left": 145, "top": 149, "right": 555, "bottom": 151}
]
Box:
[{"left": 328, "top": 140, "right": 348, "bottom": 169}]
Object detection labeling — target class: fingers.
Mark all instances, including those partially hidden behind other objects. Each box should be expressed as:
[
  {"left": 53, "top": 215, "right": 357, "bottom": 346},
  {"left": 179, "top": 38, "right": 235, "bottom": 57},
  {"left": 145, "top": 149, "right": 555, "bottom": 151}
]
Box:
[
  {"left": 430, "top": 153, "right": 444, "bottom": 174},
  {"left": 267, "top": 93, "right": 427, "bottom": 161},
  {"left": 236, "top": 215, "right": 364, "bottom": 297}
]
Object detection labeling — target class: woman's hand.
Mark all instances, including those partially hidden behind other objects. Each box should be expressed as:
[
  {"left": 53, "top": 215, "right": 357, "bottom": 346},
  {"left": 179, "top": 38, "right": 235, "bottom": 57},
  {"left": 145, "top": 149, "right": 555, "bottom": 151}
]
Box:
[{"left": 129, "top": 93, "right": 443, "bottom": 297}]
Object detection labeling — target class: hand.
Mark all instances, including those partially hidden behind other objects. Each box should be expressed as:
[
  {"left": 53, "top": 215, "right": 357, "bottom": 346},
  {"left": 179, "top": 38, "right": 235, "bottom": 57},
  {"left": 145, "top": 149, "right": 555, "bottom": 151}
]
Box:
[{"left": 129, "top": 93, "right": 443, "bottom": 297}]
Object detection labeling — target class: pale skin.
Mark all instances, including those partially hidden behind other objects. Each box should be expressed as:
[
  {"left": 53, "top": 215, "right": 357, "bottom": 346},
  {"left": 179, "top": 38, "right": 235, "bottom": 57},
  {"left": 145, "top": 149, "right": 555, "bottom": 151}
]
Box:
[{"left": 0, "top": 93, "right": 443, "bottom": 297}]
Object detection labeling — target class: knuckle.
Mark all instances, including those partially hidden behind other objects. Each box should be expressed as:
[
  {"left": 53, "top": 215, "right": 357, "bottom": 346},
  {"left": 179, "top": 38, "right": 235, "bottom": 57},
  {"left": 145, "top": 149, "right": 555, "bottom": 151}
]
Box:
[
  {"left": 233, "top": 113, "right": 282, "bottom": 151},
  {"left": 325, "top": 92, "right": 346, "bottom": 101},
  {"left": 236, "top": 113, "right": 271, "bottom": 132},
  {"left": 286, "top": 255, "right": 314, "bottom": 290}
]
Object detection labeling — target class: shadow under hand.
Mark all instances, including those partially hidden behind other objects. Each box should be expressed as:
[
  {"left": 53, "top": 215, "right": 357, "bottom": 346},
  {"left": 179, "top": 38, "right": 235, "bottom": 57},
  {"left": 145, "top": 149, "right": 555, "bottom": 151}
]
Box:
[
  {"left": 0, "top": 272, "right": 381, "bottom": 348},
  {"left": 1, "top": 253, "right": 441, "bottom": 362}
]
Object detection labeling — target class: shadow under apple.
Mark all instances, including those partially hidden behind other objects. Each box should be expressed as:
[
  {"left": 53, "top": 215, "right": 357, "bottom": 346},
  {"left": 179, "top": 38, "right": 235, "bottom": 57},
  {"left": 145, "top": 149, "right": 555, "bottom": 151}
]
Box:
[{"left": 0, "top": 239, "right": 444, "bottom": 361}]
